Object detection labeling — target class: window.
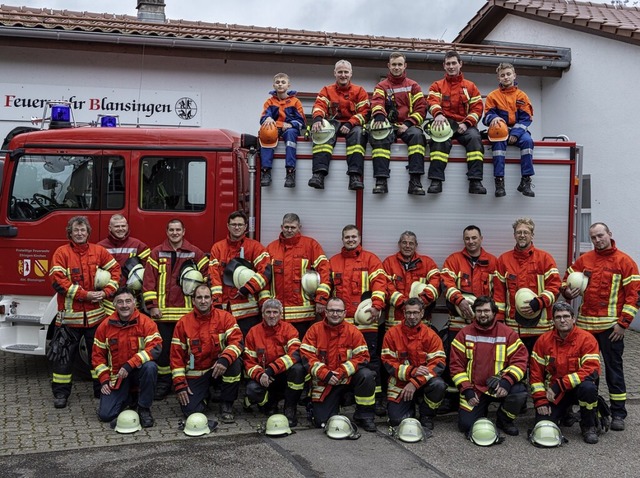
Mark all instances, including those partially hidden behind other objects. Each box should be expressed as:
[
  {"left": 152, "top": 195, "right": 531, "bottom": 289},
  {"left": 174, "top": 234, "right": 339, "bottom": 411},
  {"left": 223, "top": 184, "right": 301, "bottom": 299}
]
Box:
[
  {"left": 579, "top": 174, "right": 591, "bottom": 254},
  {"left": 140, "top": 156, "right": 205, "bottom": 211},
  {"left": 105, "top": 157, "right": 125, "bottom": 210}
]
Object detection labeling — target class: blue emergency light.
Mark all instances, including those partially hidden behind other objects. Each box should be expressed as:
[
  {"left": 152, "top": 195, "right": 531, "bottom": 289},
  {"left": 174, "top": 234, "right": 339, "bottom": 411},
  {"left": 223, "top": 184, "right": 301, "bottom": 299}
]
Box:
[
  {"left": 49, "top": 104, "right": 72, "bottom": 129},
  {"left": 100, "top": 116, "right": 118, "bottom": 127}
]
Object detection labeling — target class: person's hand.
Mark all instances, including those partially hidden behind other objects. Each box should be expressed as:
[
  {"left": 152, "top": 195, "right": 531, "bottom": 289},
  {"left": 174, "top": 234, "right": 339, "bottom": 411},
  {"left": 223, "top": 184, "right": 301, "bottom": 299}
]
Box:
[
  {"left": 495, "top": 385, "right": 508, "bottom": 398},
  {"left": 116, "top": 367, "right": 129, "bottom": 379},
  {"left": 397, "top": 124, "right": 408, "bottom": 135},
  {"left": 282, "top": 122, "right": 292, "bottom": 131},
  {"left": 87, "top": 291, "right": 105, "bottom": 302},
  {"left": 546, "top": 387, "right": 557, "bottom": 403},
  {"left": 457, "top": 123, "right": 468, "bottom": 134},
  {"left": 101, "top": 383, "right": 112, "bottom": 396},
  {"left": 311, "top": 121, "right": 323, "bottom": 133},
  {"left": 366, "top": 307, "right": 381, "bottom": 324},
  {"left": 328, "top": 373, "right": 340, "bottom": 386},
  {"left": 508, "top": 135, "right": 518, "bottom": 145},
  {"left": 562, "top": 285, "right": 581, "bottom": 300},
  {"left": 610, "top": 323, "right": 626, "bottom": 342},
  {"left": 432, "top": 114, "right": 447, "bottom": 127},
  {"left": 413, "top": 365, "right": 430, "bottom": 377},
  {"left": 263, "top": 117, "right": 275, "bottom": 125},
  {"left": 372, "top": 120, "right": 386, "bottom": 130},
  {"left": 177, "top": 387, "right": 193, "bottom": 406},
  {"left": 150, "top": 307, "right": 162, "bottom": 320},
  {"left": 211, "top": 362, "right": 227, "bottom": 379},
  {"left": 339, "top": 124, "right": 351, "bottom": 135},
  {"left": 399, "top": 382, "right": 417, "bottom": 401},
  {"left": 315, "top": 302, "right": 326, "bottom": 316},
  {"left": 490, "top": 117, "right": 504, "bottom": 127},
  {"left": 458, "top": 299, "right": 474, "bottom": 322},
  {"left": 536, "top": 405, "right": 551, "bottom": 415},
  {"left": 259, "top": 373, "right": 273, "bottom": 388}
]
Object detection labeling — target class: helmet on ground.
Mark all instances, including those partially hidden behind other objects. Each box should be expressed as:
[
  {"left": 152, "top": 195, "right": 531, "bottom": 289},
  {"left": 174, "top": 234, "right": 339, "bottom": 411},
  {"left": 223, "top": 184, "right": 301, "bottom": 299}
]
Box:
[
  {"left": 529, "top": 420, "right": 564, "bottom": 447},
  {"left": 428, "top": 121, "right": 453, "bottom": 143},
  {"left": 223, "top": 257, "right": 255, "bottom": 288},
  {"left": 324, "top": 415, "right": 360, "bottom": 440},
  {"left": 184, "top": 412, "right": 211, "bottom": 437},
  {"left": 488, "top": 121, "right": 509, "bottom": 142},
  {"left": 301, "top": 270, "right": 321, "bottom": 299},
  {"left": 259, "top": 122, "right": 279, "bottom": 148},
  {"left": 179, "top": 262, "right": 205, "bottom": 296},
  {"left": 115, "top": 410, "right": 142, "bottom": 434},
  {"left": 265, "top": 414, "right": 293, "bottom": 437},
  {"left": 94, "top": 267, "right": 112, "bottom": 290},
  {"left": 397, "top": 418, "right": 425, "bottom": 443},
  {"left": 126, "top": 263, "right": 145, "bottom": 291},
  {"left": 369, "top": 119, "right": 393, "bottom": 141},
  {"left": 514, "top": 287, "right": 542, "bottom": 326},
  {"left": 311, "top": 119, "right": 336, "bottom": 145},
  {"left": 409, "top": 281, "right": 428, "bottom": 299},
  {"left": 354, "top": 298, "right": 373, "bottom": 326},
  {"left": 445, "top": 292, "right": 477, "bottom": 317},
  {"left": 469, "top": 418, "right": 500, "bottom": 446},
  {"left": 566, "top": 271, "right": 588, "bottom": 295}
]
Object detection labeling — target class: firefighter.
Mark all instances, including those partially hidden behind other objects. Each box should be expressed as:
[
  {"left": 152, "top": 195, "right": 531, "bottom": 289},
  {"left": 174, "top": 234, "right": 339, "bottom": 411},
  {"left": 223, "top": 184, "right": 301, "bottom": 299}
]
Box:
[
  {"left": 307, "top": 59, "right": 370, "bottom": 191},
  {"left": 243, "top": 298, "right": 305, "bottom": 427},
  {"left": 369, "top": 52, "right": 428, "bottom": 195},
  {"left": 426, "top": 50, "right": 486, "bottom": 195},
  {"left": 142, "top": 218, "right": 208, "bottom": 400},
  {"left": 171, "top": 284, "right": 243, "bottom": 422},
  {"left": 259, "top": 72, "right": 306, "bottom": 188},
  {"left": 381, "top": 298, "right": 447, "bottom": 430},
  {"left": 330, "top": 224, "right": 387, "bottom": 415},
  {"left": 266, "top": 213, "right": 331, "bottom": 340},
  {"left": 561, "top": 222, "right": 640, "bottom": 431},
  {"left": 300, "top": 297, "right": 377, "bottom": 432},
  {"left": 530, "top": 302, "right": 601, "bottom": 444},
  {"left": 93, "top": 287, "right": 162, "bottom": 428},
  {"left": 209, "top": 210, "right": 271, "bottom": 337},
  {"left": 98, "top": 214, "right": 150, "bottom": 314},
  {"left": 494, "top": 217, "right": 561, "bottom": 352},
  {"left": 483, "top": 63, "right": 536, "bottom": 198},
  {"left": 450, "top": 296, "right": 529, "bottom": 437},
  {"left": 49, "top": 216, "right": 121, "bottom": 409}
]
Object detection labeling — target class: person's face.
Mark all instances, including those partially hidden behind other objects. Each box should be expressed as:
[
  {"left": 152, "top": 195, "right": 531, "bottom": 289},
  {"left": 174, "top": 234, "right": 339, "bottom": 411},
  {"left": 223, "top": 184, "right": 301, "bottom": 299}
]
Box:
[
  {"left": 342, "top": 228, "right": 361, "bottom": 251},
  {"left": 262, "top": 307, "right": 282, "bottom": 327},
  {"left": 553, "top": 310, "right": 576, "bottom": 336},
  {"left": 474, "top": 302, "right": 496, "bottom": 328},
  {"left": 109, "top": 217, "right": 128, "bottom": 240},
  {"left": 463, "top": 229, "right": 483, "bottom": 257},
  {"left": 403, "top": 304, "right": 423, "bottom": 328},
  {"left": 193, "top": 287, "right": 212, "bottom": 314},
  {"left": 590, "top": 224, "right": 612, "bottom": 251},
  {"left": 166, "top": 222, "right": 185, "bottom": 247},
  {"left": 334, "top": 65, "right": 352, "bottom": 87},
  {"left": 227, "top": 217, "right": 247, "bottom": 241},
  {"left": 273, "top": 77, "right": 290, "bottom": 94},
  {"left": 325, "top": 301, "right": 346, "bottom": 326},
  {"left": 443, "top": 57, "right": 462, "bottom": 77},
  {"left": 398, "top": 235, "right": 417, "bottom": 260},
  {"left": 281, "top": 221, "right": 300, "bottom": 239},
  {"left": 70, "top": 222, "right": 89, "bottom": 245},
  {"left": 114, "top": 293, "right": 136, "bottom": 321},
  {"left": 514, "top": 224, "right": 533, "bottom": 249},
  {"left": 388, "top": 56, "right": 407, "bottom": 77},
  {"left": 498, "top": 68, "right": 516, "bottom": 88}
]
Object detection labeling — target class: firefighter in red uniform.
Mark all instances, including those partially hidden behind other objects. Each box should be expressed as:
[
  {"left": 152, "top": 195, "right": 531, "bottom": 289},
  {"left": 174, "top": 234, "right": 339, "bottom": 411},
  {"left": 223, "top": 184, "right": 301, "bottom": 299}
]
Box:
[
  {"left": 530, "top": 302, "right": 601, "bottom": 444},
  {"left": 93, "top": 287, "right": 162, "bottom": 428},
  {"left": 209, "top": 210, "right": 271, "bottom": 337},
  {"left": 369, "top": 52, "right": 427, "bottom": 195},
  {"left": 266, "top": 213, "right": 331, "bottom": 340},
  {"left": 330, "top": 225, "right": 387, "bottom": 414},
  {"left": 450, "top": 296, "right": 528, "bottom": 437},
  {"left": 300, "top": 297, "right": 377, "bottom": 431},
  {"left": 98, "top": 214, "right": 150, "bottom": 314},
  {"left": 426, "top": 50, "right": 486, "bottom": 195},
  {"left": 171, "top": 284, "right": 243, "bottom": 422},
  {"left": 143, "top": 218, "right": 208, "bottom": 400},
  {"left": 561, "top": 222, "right": 640, "bottom": 431},
  {"left": 243, "top": 298, "right": 305, "bottom": 427},
  {"left": 307, "top": 59, "right": 370, "bottom": 191},
  {"left": 49, "top": 216, "right": 121, "bottom": 409},
  {"left": 381, "top": 298, "right": 447, "bottom": 430},
  {"left": 494, "top": 217, "right": 561, "bottom": 352}
]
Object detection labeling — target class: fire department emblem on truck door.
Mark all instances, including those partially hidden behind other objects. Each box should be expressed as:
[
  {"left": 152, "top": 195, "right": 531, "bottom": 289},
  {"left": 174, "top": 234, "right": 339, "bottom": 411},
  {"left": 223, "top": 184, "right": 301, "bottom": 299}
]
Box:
[
  {"left": 175, "top": 97, "right": 197, "bottom": 120},
  {"left": 18, "top": 259, "right": 31, "bottom": 276},
  {"left": 34, "top": 260, "right": 49, "bottom": 277}
]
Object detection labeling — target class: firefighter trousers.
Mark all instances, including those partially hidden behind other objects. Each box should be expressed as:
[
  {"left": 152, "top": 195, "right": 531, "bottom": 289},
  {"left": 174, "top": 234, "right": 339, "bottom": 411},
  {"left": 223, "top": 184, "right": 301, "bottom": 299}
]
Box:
[
  {"left": 370, "top": 126, "right": 426, "bottom": 178},
  {"left": 312, "top": 123, "right": 367, "bottom": 176},
  {"left": 534, "top": 380, "right": 598, "bottom": 428},
  {"left": 428, "top": 124, "right": 483, "bottom": 181},
  {"left": 245, "top": 362, "right": 305, "bottom": 409},
  {"left": 179, "top": 358, "right": 242, "bottom": 417},
  {"left": 457, "top": 382, "right": 528, "bottom": 433},
  {"left": 595, "top": 327, "right": 626, "bottom": 419},
  {"left": 490, "top": 131, "right": 534, "bottom": 177},
  {"left": 97, "top": 361, "right": 158, "bottom": 422},
  {"left": 387, "top": 376, "right": 447, "bottom": 426},
  {"left": 260, "top": 127, "right": 300, "bottom": 169},
  {"left": 156, "top": 321, "right": 177, "bottom": 391},
  {"left": 51, "top": 325, "right": 100, "bottom": 399}
]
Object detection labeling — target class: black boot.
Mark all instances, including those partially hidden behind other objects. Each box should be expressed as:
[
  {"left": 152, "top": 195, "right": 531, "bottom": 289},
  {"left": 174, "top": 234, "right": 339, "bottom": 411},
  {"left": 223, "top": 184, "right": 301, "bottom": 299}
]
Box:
[
  {"left": 496, "top": 409, "right": 519, "bottom": 436},
  {"left": 517, "top": 176, "right": 535, "bottom": 197},
  {"left": 308, "top": 172, "right": 325, "bottom": 189},
  {"left": 469, "top": 179, "right": 487, "bottom": 195},
  {"left": 494, "top": 177, "right": 506, "bottom": 197},
  {"left": 284, "top": 168, "right": 296, "bottom": 188},
  {"left": 220, "top": 401, "right": 235, "bottom": 423},
  {"left": 427, "top": 179, "right": 442, "bottom": 194},
  {"left": 408, "top": 174, "right": 425, "bottom": 195},
  {"left": 139, "top": 407, "right": 155, "bottom": 428},
  {"left": 260, "top": 168, "right": 272, "bottom": 187},
  {"left": 284, "top": 404, "right": 298, "bottom": 428},
  {"left": 348, "top": 174, "right": 364, "bottom": 191},
  {"left": 372, "top": 178, "right": 388, "bottom": 194}
]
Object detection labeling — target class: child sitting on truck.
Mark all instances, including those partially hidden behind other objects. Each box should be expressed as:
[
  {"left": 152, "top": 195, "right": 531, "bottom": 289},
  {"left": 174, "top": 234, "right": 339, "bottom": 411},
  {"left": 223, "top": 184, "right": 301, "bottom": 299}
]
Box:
[{"left": 258, "top": 73, "right": 306, "bottom": 188}]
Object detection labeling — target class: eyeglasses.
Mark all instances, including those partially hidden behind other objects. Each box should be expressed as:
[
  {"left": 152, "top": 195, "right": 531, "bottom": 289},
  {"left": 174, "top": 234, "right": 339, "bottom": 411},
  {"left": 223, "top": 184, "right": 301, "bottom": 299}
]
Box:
[
  {"left": 326, "top": 309, "right": 345, "bottom": 315},
  {"left": 475, "top": 309, "right": 493, "bottom": 316},
  {"left": 228, "top": 223, "right": 246, "bottom": 228},
  {"left": 553, "top": 315, "right": 573, "bottom": 322}
]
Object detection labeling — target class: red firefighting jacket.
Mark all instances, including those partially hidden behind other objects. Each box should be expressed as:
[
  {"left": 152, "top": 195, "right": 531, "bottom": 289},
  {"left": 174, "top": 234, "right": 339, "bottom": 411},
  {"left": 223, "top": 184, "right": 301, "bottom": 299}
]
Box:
[
  {"left": 312, "top": 82, "right": 370, "bottom": 127},
  {"left": 371, "top": 72, "right": 427, "bottom": 126},
  {"left": 483, "top": 84, "right": 533, "bottom": 140},
  {"left": 170, "top": 307, "right": 243, "bottom": 392},
  {"left": 209, "top": 235, "right": 271, "bottom": 321},
  {"left": 142, "top": 239, "right": 208, "bottom": 322},
  {"left": 381, "top": 321, "right": 446, "bottom": 402},
  {"left": 50, "top": 242, "right": 121, "bottom": 328},
  {"left": 530, "top": 326, "right": 600, "bottom": 407},
  {"left": 383, "top": 251, "right": 440, "bottom": 329},
  {"left": 427, "top": 73, "right": 484, "bottom": 127},
  {"left": 300, "top": 318, "right": 370, "bottom": 402},
  {"left": 450, "top": 319, "right": 528, "bottom": 398},
  {"left": 564, "top": 240, "right": 640, "bottom": 332},
  {"left": 441, "top": 247, "right": 497, "bottom": 331},
  {"left": 330, "top": 245, "right": 387, "bottom": 333},
  {"left": 266, "top": 233, "right": 331, "bottom": 323},
  {"left": 260, "top": 91, "right": 305, "bottom": 131},
  {"left": 243, "top": 320, "right": 301, "bottom": 381},
  {"left": 494, "top": 244, "right": 561, "bottom": 337},
  {"left": 92, "top": 310, "right": 162, "bottom": 385}
]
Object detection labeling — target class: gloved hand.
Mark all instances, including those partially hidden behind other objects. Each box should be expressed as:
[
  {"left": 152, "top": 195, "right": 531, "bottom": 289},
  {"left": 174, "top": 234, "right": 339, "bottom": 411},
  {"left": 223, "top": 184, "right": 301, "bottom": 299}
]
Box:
[
  {"left": 486, "top": 374, "right": 501, "bottom": 393},
  {"left": 498, "top": 378, "right": 512, "bottom": 393},
  {"left": 238, "top": 286, "right": 250, "bottom": 298},
  {"left": 529, "top": 298, "right": 541, "bottom": 312},
  {"left": 463, "top": 388, "right": 477, "bottom": 402}
]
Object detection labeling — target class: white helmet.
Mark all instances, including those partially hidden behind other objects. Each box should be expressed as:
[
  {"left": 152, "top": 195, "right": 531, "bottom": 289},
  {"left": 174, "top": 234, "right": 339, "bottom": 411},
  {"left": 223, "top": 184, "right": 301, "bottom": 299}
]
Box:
[
  {"left": 265, "top": 414, "right": 293, "bottom": 437},
  {"left": 354, "top": 298, "right": 373, "bottom": 326},
  {"left": 114, "top": 410, "right": 142, "bottom": 434},
  {"left": 126, "top": 263, "right": 145, "bottom": 291},
  {"left": 529, "top": 420, "right": 564, "bottom": 448},
  {"left": 397, "top": 418, "right": 425, "bottom": 443},
  {"left": 179, "top": 262, "right": 205, "bottom": 296},
  {"left": 409, "top": 281, "right": 428, "bottom": 299},
  {"left": 469, "top": 418, "right": 500, "bottom": 446},
  {"left": 323, "top": 415, "right": 360, "bottom": 440},
  {"left": 369, "top": 119, "right": 393, "bottom": 141},
  {"left": 311, "top": 119, "right": 336, "bottom": 145},
  {"left": 232, "top": 266, "right": 254, "bottom": 290},
  {"left": 566, "top": 271, "right": 588, "bottom": 295},
  {"left": 514, "top": 287, "right": 542, "bottom": 327},
  {"left": 94, "top": 267, "right": 112, "bottom": 290},
  {"left": 301, "top": 270, "right": 321, "bottom": 299},
  {"left": 222, "top": 257, "right": 254, "bottom": 288},
  {"left": 184, "top": 412, "right": 211, "bottom": 437}
]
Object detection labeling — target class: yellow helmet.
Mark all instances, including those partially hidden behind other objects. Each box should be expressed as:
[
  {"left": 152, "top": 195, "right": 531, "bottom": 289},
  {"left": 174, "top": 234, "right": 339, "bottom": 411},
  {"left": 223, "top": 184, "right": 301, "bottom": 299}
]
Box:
[
  {"left": 369, "top": 119, "right": 393, "bottom": 141},
  {"left": 529, "top": 420, "right": 564, "bottom": 448},
  {"left": 428, "top": 121, "right": 453, "bottom": 143},
  {"left": 469, "top": 418, "right": 500, "bottom": 446}
]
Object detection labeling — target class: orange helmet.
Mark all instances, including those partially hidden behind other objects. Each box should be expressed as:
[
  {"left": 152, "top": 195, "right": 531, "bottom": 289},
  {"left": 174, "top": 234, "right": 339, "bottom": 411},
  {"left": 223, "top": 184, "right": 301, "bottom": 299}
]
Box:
[
  {"left": 259, "top": 122, "right": 279, "bottom": 148},
  {"left": 488, "top": 121, "right": 509, "bottom": 142}
]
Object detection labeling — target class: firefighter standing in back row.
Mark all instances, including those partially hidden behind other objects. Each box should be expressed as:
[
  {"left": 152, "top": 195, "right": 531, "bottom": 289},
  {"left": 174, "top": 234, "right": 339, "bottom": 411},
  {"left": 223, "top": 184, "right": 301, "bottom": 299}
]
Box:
[
  {"left": 49, "top": 216, "right": 121, "bottom": 409},
  {"left": 143, "top": 218, "right": 208, "bottom": 400}
]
